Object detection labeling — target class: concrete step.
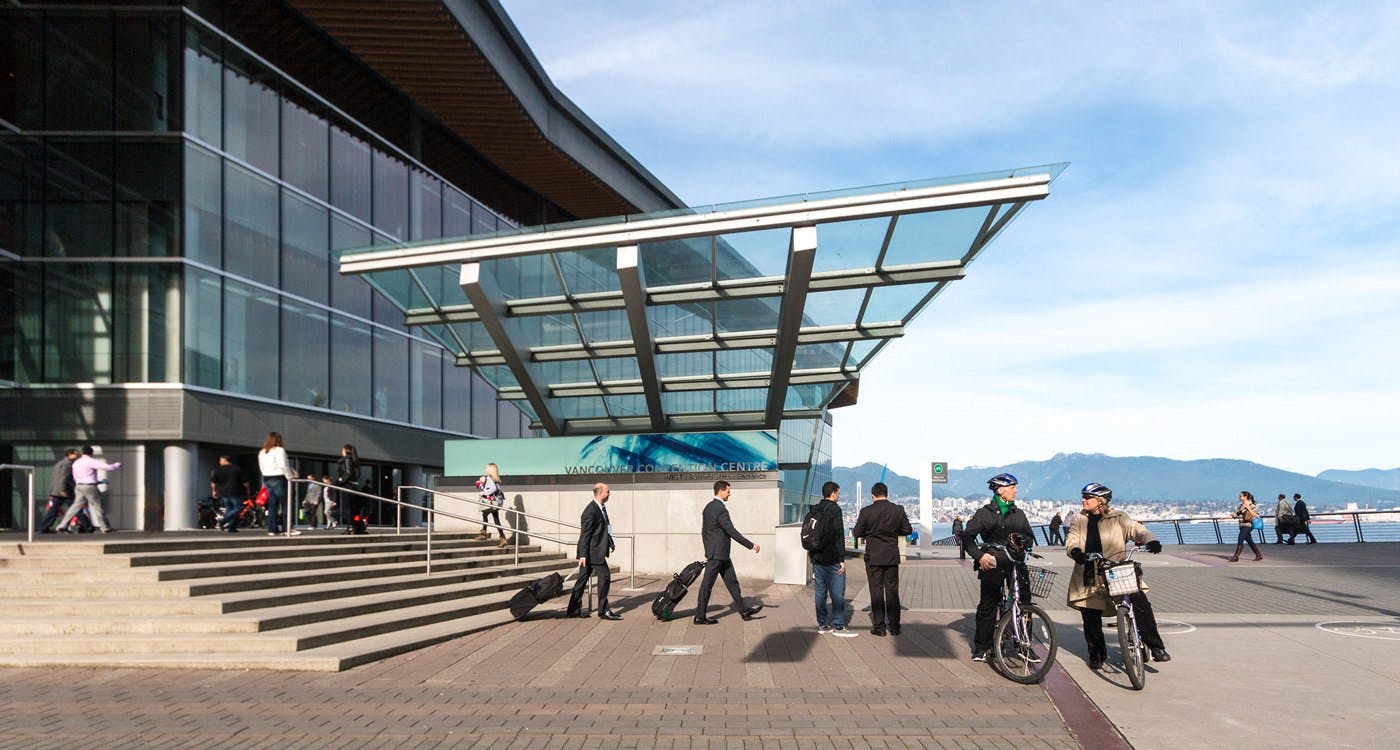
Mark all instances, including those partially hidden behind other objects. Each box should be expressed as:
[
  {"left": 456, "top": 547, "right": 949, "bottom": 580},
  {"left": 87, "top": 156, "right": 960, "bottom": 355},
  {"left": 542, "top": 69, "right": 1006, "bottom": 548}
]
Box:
[
  {"left": 0, "top": 598, "right": 226, "bottom": 617},
  {"left": 0, "top": 614, "right": 262, "bottom": 636},
  {"left": 207, "top": 554, "right": 575, "bottom": 612},
  {"left": 121, "top": 536, "right": 506, "bottom": 568}
]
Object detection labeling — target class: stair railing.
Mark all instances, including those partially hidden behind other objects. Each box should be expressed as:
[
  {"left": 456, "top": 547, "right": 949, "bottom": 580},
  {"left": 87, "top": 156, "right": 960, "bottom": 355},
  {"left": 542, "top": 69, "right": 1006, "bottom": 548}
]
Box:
[
  {"left": 1, "top": 464, "right": 37, "bottom": 543},
  {"left": 397, "top": 484, "right": 636, "bottom": 590}
]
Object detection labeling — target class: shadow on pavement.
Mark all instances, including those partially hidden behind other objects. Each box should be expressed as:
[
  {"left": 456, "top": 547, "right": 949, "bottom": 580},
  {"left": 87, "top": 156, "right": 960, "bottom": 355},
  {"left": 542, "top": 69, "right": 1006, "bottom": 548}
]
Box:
[
  {"left": 1236, "top": 578, "right": 1399, "bottom": 618},
  {"left": 743, "top": 629, "right": 819, "bottom": 663},
  {"left": 894, "top": 613, "right": 976, "bottom": 659}
]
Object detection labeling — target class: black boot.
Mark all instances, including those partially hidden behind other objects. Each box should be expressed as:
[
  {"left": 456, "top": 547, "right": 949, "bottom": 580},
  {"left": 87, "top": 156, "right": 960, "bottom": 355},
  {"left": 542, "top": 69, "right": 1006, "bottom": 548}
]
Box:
[{"left": 1227, "top": 543, "right": 1242, "bottom": 562}]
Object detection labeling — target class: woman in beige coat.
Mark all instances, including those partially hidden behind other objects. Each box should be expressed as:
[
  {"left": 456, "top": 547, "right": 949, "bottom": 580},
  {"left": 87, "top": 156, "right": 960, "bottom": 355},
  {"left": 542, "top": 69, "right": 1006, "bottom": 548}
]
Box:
[{"left": 1065, "top": 482, "right": 1170, "bottom": 669}]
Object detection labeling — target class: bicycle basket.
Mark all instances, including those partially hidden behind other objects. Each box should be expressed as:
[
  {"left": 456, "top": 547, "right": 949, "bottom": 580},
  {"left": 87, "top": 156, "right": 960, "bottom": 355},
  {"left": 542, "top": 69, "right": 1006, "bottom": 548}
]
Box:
[
  {"left": 1102, "top": 561, "right": 1141, "bottom": 596},
  {"left": 1026, "top": 566, "right": 1057, "bottom": 598}
]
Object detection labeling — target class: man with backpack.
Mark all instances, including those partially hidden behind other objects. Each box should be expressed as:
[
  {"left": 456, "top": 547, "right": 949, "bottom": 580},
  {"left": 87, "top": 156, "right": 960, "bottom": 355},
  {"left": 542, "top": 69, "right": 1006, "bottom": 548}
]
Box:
[{"left": 805, "top": 481, "right": 856, "bottom": 637}]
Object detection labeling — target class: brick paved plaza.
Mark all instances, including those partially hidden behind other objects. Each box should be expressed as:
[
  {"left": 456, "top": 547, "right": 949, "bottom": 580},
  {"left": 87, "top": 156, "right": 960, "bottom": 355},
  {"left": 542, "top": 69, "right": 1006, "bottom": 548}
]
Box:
[{"left": 3, "top": 542, "right": 1397, "bottom": 749}]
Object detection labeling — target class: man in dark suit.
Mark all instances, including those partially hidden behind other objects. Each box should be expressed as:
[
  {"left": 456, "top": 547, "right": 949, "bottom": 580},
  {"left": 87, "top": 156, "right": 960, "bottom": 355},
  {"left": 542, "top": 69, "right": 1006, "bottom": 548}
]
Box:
[
  {"left": 565, "top": 483, "right": 621, "bottom": 620},
  {"left": 693, "top": 480, "right": 763, "bottom": 624},
  {"left": 851, "top": 482, "right": 913, "bottom": 636},
  {"left": 1288, "top": 493, "right": 1318, "bottom": 544}
]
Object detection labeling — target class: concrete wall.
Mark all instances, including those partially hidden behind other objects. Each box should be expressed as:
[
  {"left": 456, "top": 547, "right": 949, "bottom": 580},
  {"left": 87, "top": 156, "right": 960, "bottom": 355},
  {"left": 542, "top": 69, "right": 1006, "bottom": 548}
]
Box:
[{"left": 437, "top": 477, "right": 781, "bottom": 581}]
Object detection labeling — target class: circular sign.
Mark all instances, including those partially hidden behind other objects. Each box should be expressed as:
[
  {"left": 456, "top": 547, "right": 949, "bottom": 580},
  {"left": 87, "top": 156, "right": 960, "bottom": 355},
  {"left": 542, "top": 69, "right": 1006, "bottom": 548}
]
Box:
[
  {"left": 1156, "top": 619, "right": 1196, "bottom": 635},
  {"left": 1315, "top": 621, "right": 1400, "bottom": 641}
]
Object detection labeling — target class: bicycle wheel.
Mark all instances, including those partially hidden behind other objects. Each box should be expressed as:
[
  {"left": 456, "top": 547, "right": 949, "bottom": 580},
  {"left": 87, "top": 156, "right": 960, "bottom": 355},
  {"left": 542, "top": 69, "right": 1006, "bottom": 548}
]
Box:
[
  {"left": 1117, "top": 607, "right": 1146, "bottom": 690},
  {"left": 992, "top": 603, "right": 1058, "bottom": 684}
]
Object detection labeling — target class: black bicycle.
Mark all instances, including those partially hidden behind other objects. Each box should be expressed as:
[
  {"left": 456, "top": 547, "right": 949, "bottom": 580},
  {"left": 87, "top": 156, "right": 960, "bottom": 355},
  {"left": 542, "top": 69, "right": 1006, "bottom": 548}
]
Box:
[
  {"left": 1087, "top": 547, "right": 1147, "bottom": 690},
  {"left": 983, "top": 539, "right": 1059, "bottom": 683}
]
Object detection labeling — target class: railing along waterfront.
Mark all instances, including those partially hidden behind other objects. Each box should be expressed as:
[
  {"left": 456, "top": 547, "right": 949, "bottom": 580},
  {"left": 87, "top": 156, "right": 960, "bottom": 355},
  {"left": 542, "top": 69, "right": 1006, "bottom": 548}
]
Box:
[{"left": 1031, "top": 509, "right": 1400, "bottom": 546}]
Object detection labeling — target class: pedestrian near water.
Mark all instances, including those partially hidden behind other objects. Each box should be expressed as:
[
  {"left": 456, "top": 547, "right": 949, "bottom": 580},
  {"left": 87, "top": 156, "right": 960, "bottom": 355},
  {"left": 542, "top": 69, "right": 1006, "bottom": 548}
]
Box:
[
  {"left": 952, "top": 515, "right": 966, "bottom": 560},
  {"left": 1048, "top": 511, "right": 1064, "bottom": 545},
  {"left": 210, "top": 455, "right": 248, "bottom": 533},
  {"left": 37, "top": 449, "right": 78, "bottom": 533},
  {"left": 1288, "top": 493, "right": 1318, "bottom": 544},
  {"left": 851, "top": 482, "right": 912, "bottom": 636},
  {"left": 1227, "top": 490, "right": 1263, "bottom": 562},
  {"left": 56, "top": 446, "right": 119, "bottom": 534},
  {"left": 474, "top": 462, "right": 508, "bottom": 547},
  {"left": 564, "top": 483, "right": 620, "bottom": 620},
  {"left": 693, "top": 480, "right": 763, "bottom": 624},
  {"left": 808, "top": 481, "right": 854, "bottom": 636},
  {"left": 1065, "top": 482, "right": 1170, "bottom": 669},
  {"left": 1274, "top": 493, "right": 1296, "bottom": 544},
  {"left": 962, "top": 473, "right": 1035, "bottom": 661},
  {"left": 258, "top": 432, "right": 299, "bottom": 536}
]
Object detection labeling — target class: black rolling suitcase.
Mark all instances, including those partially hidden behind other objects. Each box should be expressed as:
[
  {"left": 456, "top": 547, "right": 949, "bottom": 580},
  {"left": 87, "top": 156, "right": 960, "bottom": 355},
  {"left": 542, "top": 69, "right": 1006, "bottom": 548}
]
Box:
[
  {"left": 509, "top": 569, "right": 585, "bottom": 621},
  {"left": 651, "top": 560, "right": 706, "bottom": 621}
]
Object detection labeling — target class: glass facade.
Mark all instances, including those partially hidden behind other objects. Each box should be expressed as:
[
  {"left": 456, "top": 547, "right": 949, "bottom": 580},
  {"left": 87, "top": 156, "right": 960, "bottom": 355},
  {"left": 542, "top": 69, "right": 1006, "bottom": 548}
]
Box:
[{"left": 0, "top": 3, "right": 534, "bottom": 439}]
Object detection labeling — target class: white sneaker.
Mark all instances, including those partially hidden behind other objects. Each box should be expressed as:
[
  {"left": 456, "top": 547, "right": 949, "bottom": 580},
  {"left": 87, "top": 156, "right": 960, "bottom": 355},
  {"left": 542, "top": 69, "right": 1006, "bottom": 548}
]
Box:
[
  {"left": 287, "top": 530, "right": 302, "bottom": 536},
  {"left": 817, "top": 625, "right": 832, "bottom": 634},
  {"left": 831, "top": 626, "right": 859, "bottom": 638}
]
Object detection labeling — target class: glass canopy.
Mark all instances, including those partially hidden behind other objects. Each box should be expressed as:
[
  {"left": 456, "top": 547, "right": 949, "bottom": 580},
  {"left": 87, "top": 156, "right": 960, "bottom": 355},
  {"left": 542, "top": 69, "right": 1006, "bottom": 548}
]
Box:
[{"left": 339, "top": 164, "right": 1064, "bottom": 435}]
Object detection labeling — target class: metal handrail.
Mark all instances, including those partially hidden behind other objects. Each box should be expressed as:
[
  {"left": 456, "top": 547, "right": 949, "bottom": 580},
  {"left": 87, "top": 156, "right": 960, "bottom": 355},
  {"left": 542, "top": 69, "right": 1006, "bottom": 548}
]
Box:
[
  {"left": 1, "top": 464, "right": 37, "bottom": 543},
  {"left": 1030, "top": 508, "right": 1399, "bottom": 545},
  {"left": 397, "top": 484, "right": 636, "bottom": 589}
]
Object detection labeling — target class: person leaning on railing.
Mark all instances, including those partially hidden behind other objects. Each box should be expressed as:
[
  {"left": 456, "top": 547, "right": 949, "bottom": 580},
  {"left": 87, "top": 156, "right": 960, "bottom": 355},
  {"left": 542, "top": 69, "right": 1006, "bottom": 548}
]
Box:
[{"left": 1065, "top": 482, "right": 1169, "bottom": 670}]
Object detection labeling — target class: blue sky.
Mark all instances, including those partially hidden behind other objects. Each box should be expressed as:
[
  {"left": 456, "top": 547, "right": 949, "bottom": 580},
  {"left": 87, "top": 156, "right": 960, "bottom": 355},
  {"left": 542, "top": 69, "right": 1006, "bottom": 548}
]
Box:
[{"left": 499, "top": 0, "right": 1400, "bottom": 477}]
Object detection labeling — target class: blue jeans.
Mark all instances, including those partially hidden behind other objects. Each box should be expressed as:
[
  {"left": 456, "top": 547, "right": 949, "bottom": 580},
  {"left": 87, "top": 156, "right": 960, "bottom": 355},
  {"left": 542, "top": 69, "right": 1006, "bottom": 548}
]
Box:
[
  {"left": 813, "top": 563, "right": 846, "bottom": 628},
  {"left": 263, "top": 476, "right": 287, "bottom": 534},
  {"left": 219, "top": 495, "right": 242, "bottom": 531}
]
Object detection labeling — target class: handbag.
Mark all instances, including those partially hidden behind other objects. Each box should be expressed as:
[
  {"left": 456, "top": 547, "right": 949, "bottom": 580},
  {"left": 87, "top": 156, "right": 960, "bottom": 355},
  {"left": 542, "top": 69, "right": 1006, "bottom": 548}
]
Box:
[
  {"left": 1250, "top": 516, "right": 1264, "bottom": 531},
  {"left": 255, "top": 486, "right": 269, "bottom": 507}
]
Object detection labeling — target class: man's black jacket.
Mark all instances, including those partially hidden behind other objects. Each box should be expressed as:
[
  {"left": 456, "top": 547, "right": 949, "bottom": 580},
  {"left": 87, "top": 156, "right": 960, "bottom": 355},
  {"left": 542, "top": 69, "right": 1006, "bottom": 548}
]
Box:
[
  {"left": 806, "top": 500, "right": 845, "bottom": 566},
  {"left": 852, "top": 500, "right": 912, "bottom": 566},
  {"left": 959, "top": 501, "right": 1034, "bottom": 564}
]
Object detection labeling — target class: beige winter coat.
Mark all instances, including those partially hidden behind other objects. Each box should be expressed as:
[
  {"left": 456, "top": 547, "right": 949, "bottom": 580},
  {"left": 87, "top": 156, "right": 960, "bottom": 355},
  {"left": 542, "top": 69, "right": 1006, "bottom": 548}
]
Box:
[{"left": 1064, "top": 508, "right": 1156, "bottom": 614}]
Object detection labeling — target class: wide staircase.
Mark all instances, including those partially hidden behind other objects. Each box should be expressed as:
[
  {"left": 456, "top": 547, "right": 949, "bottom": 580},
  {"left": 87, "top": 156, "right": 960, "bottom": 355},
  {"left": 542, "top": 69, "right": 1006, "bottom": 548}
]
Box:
[{"left": 0, "top": 531, "right": 578, "bottom": 671}]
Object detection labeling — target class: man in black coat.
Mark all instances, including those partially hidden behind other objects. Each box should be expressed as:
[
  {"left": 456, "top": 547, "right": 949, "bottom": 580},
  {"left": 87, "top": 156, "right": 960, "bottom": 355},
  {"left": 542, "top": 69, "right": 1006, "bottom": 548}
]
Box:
[
  {"left": 693, "top": 480, "right": 763, "bottom": 624},
  {"left": 565, "top": 483, "right": 620, "bottom": 620},
  {"left": 851, "top": 482, "right": 913, "bottom": 636},
  {"left": 37, "top": 449, "right": 78, "bottom": 533},
  {"left": 1288, "top": 493, "right": 1318, "bottom": 544},
  {"left": 961, "top": 473, "right": 1035, "bottom": 661}
]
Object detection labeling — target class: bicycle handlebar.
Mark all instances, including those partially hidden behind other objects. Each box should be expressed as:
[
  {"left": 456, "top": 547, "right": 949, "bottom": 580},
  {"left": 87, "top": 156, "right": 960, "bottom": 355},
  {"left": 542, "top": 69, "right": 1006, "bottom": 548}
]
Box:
[{"left": 982, "top": 543, "right": 1044, "bottom": 561}]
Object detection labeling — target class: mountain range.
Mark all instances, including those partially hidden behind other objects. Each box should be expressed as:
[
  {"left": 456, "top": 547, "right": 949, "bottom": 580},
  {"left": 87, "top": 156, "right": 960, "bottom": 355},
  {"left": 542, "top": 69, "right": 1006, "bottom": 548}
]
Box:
[{"left": 834, "top": 454, "right": 1400, "bottom": 505}]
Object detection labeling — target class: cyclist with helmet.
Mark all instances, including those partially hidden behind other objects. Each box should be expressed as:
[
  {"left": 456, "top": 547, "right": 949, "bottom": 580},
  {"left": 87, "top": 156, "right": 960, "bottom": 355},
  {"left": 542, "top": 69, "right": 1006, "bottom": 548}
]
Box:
[
  {"left": 1065, "top": 482, "right": 1170, "bottom": 669},
  {"left": 961, "top": 473, "right": 1036, "bottom": 662}
]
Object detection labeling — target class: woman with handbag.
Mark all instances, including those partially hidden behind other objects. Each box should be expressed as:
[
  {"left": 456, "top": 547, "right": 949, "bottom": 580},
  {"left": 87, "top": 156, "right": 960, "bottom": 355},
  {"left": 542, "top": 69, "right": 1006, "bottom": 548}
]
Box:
[
  {"left": 1227, "top": 490, "right": 1264, "bottom": 562},
  {"left": 475, "top": 462, "right": 508, "bottom": 547},
  {"left": 257, "top": 432, "right": 299, "bottom": 536}
]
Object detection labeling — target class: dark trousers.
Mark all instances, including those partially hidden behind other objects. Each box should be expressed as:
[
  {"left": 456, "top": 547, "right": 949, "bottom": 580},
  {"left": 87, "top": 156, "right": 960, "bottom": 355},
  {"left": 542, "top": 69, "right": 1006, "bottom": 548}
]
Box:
[
  {"left": 37, "top": 495, "right": 68, "bottom": 531},
  {"left": 219, "top": 496, "right": 242, "bottom": 531},
  {"left": 1287, "top": 522, "right": 1317, "bottom": 544},
  {"left": 1048, "top": 527, "right": 1063, "bottom": 545},
  {"left": 695, "top": 558, "right": 745, "bottom": 617},
  {"left": 867, "top": 563, "right": 901, "bottom": 629},
  {"left": 1232, "top": 526, "right": 1261, "bottom": 557},
  {"left": 480, "top": 507, "right": 504, "bottom": 537},
  {"left": 954, "top": 534, "right": 965, "bottom": 559},
  {"left": 566, "top": 562, "right": 610, "bottom": 615},
  {"left": 1080, "top": 592, "right": 1165, "bottom": 658},
  {"left": 973, "top": 566, "right": 1030, "bottom": 652},
  {"left": 1274, "top": 520, "right": 1294, "bottom": 543}
]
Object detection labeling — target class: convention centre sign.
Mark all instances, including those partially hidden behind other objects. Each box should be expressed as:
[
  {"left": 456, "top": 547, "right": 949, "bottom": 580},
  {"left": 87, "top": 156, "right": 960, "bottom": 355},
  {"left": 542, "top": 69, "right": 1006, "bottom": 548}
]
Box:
[{"left": 445, "top": 430, "right": 778, "bottom": 481}]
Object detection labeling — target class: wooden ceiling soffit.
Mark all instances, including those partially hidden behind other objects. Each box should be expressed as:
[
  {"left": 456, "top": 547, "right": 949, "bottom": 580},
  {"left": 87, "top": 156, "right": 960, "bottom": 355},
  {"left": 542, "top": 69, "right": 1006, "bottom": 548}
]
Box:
[{"left": 288, "top": 0, "right": 639, "bottom": 219}]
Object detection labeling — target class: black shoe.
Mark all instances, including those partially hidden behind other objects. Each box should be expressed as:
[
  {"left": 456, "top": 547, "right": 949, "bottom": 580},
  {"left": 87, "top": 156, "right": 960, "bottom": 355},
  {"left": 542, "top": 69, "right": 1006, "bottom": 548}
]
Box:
[
  {"left": 599, "top": 610, "right": 623, "bottom": 621},
  {"left": 693, "top": 617, "right": 719, "bottom": 625},
  {"left": 871, "top": 627, "right": 887, "bottom": 637},
  {"left": 1151, "top": 648, "right": 1171, "bottom": 662},
  {"left": 1088, "top": 654, "right": 1106, "bottom": 670},
  {"left": 740, "top": 604, "right": 764, "bottom": 621},
  {"left": 971, "top": 650, "right": 989, "bottom": 662},
  {"left": 889, "top": 626, "right": 901, "bottom": 636}
]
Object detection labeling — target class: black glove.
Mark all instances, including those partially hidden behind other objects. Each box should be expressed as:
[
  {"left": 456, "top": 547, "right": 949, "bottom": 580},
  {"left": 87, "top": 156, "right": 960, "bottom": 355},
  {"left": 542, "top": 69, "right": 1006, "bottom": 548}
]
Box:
[
  {"left": 1068, "top": 548, "right": 1086, "bottom": 564},
  {"left": 1145, "top": 540, "right": 1162, "bottom": 554}
]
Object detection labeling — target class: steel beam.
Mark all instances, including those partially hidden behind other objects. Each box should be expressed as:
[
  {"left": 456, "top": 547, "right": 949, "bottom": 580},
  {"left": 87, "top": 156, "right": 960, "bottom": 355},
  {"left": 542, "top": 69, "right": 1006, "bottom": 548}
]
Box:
[
  {"left": 616, "top": 245, "right": 665, "bottom": 431},
  {"left": 458, "top": 262, "right": 560, "bottom": 434},
  {"left": 765, "top": 226, "right": 817, "bottom": 427}
]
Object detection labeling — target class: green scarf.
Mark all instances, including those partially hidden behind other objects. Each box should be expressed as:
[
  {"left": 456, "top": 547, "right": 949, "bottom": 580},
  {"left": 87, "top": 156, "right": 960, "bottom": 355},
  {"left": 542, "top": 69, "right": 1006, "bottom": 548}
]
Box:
[{"left": 995, "top": 497, "right": 1013, "bottom": 516}]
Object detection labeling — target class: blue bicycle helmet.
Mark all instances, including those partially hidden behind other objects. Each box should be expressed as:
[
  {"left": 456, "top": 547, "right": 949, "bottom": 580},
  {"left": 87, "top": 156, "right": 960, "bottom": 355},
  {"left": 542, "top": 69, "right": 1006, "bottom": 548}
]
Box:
[
  {"left": 988, "top": 473, "right": 1018, "bottom": 490},
  {"left": 1081, "top": 482, "right": 1112, "bottom": 501}
]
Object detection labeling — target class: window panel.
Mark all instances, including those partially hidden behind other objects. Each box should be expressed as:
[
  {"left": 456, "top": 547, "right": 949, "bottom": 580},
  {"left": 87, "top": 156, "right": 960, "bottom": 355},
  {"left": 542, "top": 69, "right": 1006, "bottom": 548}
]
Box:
[
  {"left": 470, "top": 370, "right": 496, "bottom": 436},
  {"left": 281, "top": 97, "right": 328, "bottom": 200},
  {"left": 411, "top": 341, "right": 442, "bottom": 428},
  {"left": 281, "top": 299, "right": 328, "bottom": 408},
  {"left": 114, "top": 265, "right": 178, "bottom": 382},
  {"left": 223, "top": 162, "right": 277, "bottom": 285},
  {"left": 410, "top": 169, "right": 441, "bottom": 241},
  {"left": 114, "top": 17, "right": 177, "bottom": 132},
  {"left": 46, "top": 141, "right": 113, "bottom": 258},
  {"left": 330, "top": 313, "right": 370, "bottom": 414},
  {"left": 45, "top": 16, "right": 112, "bottom": 131},
  {"left": 183, "top": 266, "right": 221, "bottom": 388},
  {"left": 715, "top": 228, "right": 787, "bottom": 280},
  {"left": 183, "top": 143, "right": 221, "bottom": 266},
  {"left": 330, "top": 125, "right": 370, "bottom": 221},
  {"left": 115, "top": 141, "right": 179, "bottom": 257},
  {"left": 183, "top": 25, "right": 221, "bottom": 147},
  {"left": 640, "top": 237, "right": 712, "bottom": 286},
  {"left": 0, "top": 11, "right": 43, "bottom": 128},
  {"left": 372, "top": 328, "right": 407, "bottom": 421},
  {"left": 223, "top": 49, "right": 279, "bottom": 175},
  {"left": 812, "top": 217, "right": 889, "bottom": 273},
  {"left": 281, "top": 190, "right": 328, "bottom": 303},
  {"left": 330, "top": 214, "right": 372, "bottom": 318},
  {"left": 442, "top": 359, "right": 472, "bottom": 433},
  {"left": 443, "top": 187, "right": 471, "bottom": 238},
  {"left": 222, "top": 278, "right": 278, "bottom": 398},
  {"left": 44, "top": 264, "right": 112, "bottom": 382},
  {"left": 371, "top": 149, "right": 407, "bottom": 239},
  {"left": 882, "top": 206, "right": 990, "bottom": 266}
]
